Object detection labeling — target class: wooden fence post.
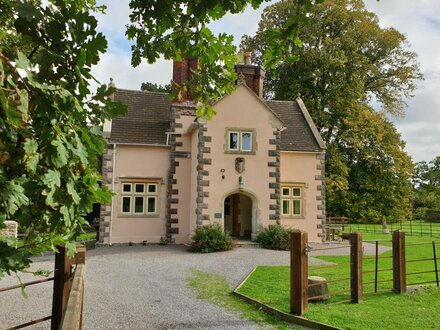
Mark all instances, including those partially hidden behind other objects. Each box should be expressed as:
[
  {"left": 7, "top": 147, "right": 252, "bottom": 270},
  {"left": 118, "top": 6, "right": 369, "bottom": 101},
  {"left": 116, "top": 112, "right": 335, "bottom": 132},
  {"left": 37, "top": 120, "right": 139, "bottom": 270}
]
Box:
[
  {"left": 290, "top": 230, "right": 308, "bottom": 316},
  {"left": 392, "top": 230, "right": 406, "bottom": 293},
  {"left": 51, "top": 243, "right": 85, "bottom": 330},
  {"left": 350, "top": 232, "right": 363, "bottom": 303}
]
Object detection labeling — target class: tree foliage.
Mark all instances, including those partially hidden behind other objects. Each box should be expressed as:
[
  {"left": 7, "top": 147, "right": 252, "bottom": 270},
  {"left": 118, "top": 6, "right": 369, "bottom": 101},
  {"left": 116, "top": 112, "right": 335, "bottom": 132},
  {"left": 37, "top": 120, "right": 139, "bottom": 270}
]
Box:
[
  {"left": 0, "top": 0, "right": 125, "bottom": 276},
  {"left": 140, "top": 82, "right": 172, "bottom": 93},
  {"left": 412, "top": 157, "right": 440, "bottom": 214},
  {"left": 241, "top": 0, "right": 422, "bottom": 223}
]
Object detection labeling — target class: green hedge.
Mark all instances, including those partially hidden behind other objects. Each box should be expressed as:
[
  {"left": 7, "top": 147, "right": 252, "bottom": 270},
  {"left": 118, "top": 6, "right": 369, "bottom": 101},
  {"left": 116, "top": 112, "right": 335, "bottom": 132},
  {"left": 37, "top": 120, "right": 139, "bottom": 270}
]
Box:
[
  {"left": 256, "top": 224, "right": 293, "bottom": 250},
  {"left": 425, "top": 210, "right": 440, "bottom": 223},
  {"left": 190, "top": 224, "right": 233, "bottom": 253}
]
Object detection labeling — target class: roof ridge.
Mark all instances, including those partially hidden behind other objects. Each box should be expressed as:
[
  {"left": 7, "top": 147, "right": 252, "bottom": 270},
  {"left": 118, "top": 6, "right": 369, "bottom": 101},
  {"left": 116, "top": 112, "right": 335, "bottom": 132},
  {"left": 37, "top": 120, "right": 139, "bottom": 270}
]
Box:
[
  {"left": 116, "top": 88, "right": 169, "bottom": 96},
  {"left": 264, "top": 99, "right": 295, "bottom": 104}
]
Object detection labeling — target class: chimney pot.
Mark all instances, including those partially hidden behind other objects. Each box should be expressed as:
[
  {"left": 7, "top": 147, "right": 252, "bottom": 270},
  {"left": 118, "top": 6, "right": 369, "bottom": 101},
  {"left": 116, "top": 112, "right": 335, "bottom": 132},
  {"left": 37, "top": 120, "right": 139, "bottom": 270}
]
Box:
[
  {"left": 234, "top": 54, "right": 265, "bottom": 98},
  {"left": 244, "top": 52, "right": 252, "bottom": 65}
]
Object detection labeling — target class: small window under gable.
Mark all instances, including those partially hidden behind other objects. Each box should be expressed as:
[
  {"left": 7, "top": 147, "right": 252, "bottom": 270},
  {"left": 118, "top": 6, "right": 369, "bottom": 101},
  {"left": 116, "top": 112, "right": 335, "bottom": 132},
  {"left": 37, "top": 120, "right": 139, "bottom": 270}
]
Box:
[{"left": 226, "top": 128, "right": 256, "bottom": 154}]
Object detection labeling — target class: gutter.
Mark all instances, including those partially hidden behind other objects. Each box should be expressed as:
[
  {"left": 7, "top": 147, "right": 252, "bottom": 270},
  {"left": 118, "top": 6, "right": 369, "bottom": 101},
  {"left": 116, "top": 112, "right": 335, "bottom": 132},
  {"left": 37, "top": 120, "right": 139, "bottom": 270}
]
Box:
[{"left": 109, "top": 143, "right": 116, "bottom": 245}]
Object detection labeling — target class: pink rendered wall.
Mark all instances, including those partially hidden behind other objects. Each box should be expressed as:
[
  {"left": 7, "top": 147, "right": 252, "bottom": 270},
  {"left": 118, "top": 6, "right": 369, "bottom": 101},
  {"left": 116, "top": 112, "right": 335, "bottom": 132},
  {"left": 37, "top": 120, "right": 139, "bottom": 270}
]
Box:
[
  {"left": 280, "top": 151, "right": 324, "bottom": 242},
  {"left": 203, "top": 85, "right": 284, "bottom": 238},
  {"left": 111, "top": 145, "right": 169, "bottom": 243}
]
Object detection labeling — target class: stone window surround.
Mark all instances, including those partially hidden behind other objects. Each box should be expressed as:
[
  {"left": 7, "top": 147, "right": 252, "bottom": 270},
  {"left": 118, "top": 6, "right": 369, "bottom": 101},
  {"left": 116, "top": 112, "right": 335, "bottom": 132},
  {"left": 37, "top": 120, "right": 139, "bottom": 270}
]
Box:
[
  {"left": 281, "top": 182, "right": 306, "bottom": 219},
  {"left": 224, "top": 127, "right": 257, "bottom": 155},
  {"left": 118, "top": 178, "right": 161, "bottom": 218}
]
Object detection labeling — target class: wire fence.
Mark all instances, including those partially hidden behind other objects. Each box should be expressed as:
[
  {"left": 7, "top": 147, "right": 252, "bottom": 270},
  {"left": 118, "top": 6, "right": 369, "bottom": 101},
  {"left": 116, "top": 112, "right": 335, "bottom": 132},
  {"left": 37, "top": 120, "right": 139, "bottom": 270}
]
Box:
[
  {"left": 344, "top": 220, "right": 440, "bottom": 238},
  {"left": 362, "top": 239, "right": 394, "bottom": 294},
  {"left": 308, "top": 244, "right": 354, "bottom": 305},
  {"left": 406, "top": 241, "right": 440, "bottom": 287},
  {"left": 291, "top": 230, "right": 440, "bottom": 317}
]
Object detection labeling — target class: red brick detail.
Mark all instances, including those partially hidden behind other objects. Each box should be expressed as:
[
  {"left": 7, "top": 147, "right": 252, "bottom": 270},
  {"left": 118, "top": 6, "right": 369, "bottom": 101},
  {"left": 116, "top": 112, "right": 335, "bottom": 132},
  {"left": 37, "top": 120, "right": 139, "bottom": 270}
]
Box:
[
  {"left": 235, "top": 65, "right": 265, "bottom": 98},
  {"left": 172, "top": 58, "right": 199, "bottom": 101}
]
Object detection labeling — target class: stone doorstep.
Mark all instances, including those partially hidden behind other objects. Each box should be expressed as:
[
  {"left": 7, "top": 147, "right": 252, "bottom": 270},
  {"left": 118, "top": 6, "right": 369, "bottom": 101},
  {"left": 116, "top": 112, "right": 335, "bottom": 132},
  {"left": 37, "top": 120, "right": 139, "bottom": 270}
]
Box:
[{"left": 233, "top": 240, "right": 260, "bottom": 248}]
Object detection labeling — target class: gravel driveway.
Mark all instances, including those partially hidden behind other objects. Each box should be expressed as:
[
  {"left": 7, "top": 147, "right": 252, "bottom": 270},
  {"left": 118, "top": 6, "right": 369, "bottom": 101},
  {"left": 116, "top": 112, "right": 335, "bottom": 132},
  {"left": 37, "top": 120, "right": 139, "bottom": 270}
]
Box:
[{"left": 0, "top": 242, "right": 389, "bottom": 329}]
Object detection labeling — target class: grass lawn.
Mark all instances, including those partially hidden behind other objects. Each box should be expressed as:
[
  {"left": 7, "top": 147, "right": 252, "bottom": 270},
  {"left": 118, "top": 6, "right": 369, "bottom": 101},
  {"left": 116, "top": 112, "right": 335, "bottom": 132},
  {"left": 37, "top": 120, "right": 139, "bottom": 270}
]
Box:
[
  {"left": 237, "top": 234, "right": 440, "bottom": 330},
  {"left": 77, "top": 231, "right": 96, "bottom": 242},
  {"left": 187, "top": 270, "right": 300, "bottom": 329}
]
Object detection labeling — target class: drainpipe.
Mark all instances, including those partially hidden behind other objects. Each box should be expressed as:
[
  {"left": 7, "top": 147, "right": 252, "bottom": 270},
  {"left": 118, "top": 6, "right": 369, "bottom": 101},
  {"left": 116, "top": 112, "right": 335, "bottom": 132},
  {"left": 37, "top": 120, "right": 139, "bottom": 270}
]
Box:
[{"left": 108, "top": 143, "right": 116, "bottom": 245}]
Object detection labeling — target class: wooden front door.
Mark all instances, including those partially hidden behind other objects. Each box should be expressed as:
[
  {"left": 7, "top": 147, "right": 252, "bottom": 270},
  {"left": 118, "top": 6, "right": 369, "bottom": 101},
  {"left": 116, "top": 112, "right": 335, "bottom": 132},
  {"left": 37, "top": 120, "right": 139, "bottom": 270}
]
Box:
[{"left": 232, "top": 194, "right": 241, "bottom": 238}]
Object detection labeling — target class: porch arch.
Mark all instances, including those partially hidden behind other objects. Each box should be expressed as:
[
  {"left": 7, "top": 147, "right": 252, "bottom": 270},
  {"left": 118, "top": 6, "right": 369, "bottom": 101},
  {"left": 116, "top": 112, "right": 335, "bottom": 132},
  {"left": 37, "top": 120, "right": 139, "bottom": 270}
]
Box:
[{"left": 219, "top": 189, "right": 260, "bottom": 240}]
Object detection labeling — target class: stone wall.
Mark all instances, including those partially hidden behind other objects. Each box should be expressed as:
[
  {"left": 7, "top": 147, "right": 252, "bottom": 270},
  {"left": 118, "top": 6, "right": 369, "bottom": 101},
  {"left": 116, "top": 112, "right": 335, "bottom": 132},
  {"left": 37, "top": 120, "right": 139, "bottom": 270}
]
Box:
[
  {"left": 0, "top": 221, "right": 18, "bottom": 238},
  {"left": 268, "top": 130, "right": 281, "bottom": 223},
  {"left": 99, "top": 143, "right": 114, "bottom": 244},
  {"left": 316, "top": 153, "right": 326, "bottom": 241}
]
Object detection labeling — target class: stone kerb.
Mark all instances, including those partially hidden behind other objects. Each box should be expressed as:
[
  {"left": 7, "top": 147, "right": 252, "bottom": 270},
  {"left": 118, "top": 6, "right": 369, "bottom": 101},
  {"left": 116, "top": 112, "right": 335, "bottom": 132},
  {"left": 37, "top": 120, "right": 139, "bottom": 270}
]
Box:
[{"left": 0, "top": 220, "right": 18, "bottom": 238}]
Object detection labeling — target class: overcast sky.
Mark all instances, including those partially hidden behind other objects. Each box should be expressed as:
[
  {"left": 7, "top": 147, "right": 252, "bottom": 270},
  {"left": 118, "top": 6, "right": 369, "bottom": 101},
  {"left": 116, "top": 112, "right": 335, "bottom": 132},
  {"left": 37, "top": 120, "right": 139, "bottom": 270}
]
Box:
[{"left": 92, "top": 0, "right": 440, "bottom": 163}]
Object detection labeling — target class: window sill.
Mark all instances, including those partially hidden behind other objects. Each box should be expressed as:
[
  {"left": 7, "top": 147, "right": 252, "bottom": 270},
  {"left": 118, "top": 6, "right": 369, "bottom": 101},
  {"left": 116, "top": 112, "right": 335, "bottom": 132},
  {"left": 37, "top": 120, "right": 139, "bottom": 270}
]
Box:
[
  {"left": 224, "top": 150, "right": 256, "bottom": 155},
  {"left": 117, "top": 214, "right": 160, "bottom": 219},
  {"left": 281, "top": 215, "right": 305, "bottom": 220}
]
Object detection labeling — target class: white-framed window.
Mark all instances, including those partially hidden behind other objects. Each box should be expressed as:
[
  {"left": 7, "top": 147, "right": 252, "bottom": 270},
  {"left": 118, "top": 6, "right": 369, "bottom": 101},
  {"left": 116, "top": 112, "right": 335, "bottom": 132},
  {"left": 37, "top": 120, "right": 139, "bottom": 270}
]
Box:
[
  {"left": 228, "top": 131, "right": 239, "bottom": 151},
  {"left": 281, "top": 184, "right": 304, "bottom": 217},
  {"left": 121, "top": 181, "right": 158, "bottom": 215},
  {"left": 227, "top": 129, "right": 255, "bottom": 153}
]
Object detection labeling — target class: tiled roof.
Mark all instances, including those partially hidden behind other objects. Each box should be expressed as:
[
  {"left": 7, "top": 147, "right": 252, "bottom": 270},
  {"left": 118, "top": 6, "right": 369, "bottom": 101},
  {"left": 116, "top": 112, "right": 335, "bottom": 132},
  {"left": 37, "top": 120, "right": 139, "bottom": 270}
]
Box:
[
  {"left": 110, "top": 88, "right": 325, "bottom": 152},
  {"left": 265, "top": 99, "right": 325, "bottom": 152},
  {"left": 111, "top": 89, "right": 171, "bottom": 145}
]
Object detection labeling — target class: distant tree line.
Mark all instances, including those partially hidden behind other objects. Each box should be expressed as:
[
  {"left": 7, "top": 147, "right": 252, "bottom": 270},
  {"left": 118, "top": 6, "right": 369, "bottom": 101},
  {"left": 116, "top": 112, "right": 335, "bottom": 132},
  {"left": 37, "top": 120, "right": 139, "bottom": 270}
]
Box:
[{"left": 412, "top": 156, "right": 440, "bottom": 220}]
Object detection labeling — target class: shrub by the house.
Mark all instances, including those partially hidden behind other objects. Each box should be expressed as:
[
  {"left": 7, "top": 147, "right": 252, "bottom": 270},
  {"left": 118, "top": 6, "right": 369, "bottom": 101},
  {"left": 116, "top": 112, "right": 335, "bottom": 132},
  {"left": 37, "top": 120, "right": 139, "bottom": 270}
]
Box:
[
  {"left": 256, "top": 224, "right": 293, "bottom": 250},
  {"left": 190, "top": 224, "right": 233, "bottom": 253}
]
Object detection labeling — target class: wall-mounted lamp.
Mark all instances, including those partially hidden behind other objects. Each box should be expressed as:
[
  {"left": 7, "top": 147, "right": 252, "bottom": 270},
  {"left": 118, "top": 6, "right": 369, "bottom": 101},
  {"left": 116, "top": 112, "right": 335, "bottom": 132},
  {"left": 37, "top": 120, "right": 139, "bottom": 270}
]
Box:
[
  {"left": 220, "top": 168, "right": 225, "bottom": 180},
  {"left": 238, "top": 176, "right": 244, "bottom": 191}
]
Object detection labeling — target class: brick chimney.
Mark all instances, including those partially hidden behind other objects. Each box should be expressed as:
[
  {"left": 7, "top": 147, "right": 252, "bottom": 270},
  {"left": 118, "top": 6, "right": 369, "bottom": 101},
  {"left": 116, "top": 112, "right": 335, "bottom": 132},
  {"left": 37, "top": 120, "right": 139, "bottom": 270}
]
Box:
[
  {"left": 172, "top": 57, "right": 198, "bottom": 101},
  {"left": 234, "top": 52, "right": 266, "bottom": 98}
]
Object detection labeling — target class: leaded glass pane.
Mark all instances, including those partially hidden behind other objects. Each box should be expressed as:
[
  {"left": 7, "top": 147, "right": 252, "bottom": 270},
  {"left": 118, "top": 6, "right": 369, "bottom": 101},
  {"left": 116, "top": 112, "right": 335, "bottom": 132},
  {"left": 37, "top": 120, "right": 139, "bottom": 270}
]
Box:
[
  {"left": 282, "top": 199, "right": 290, "bottom": 215},
  {"left": 148, "top": 184, "right": 157, "bottom": 193},
  {"left": 122, "top": 184, "right": 131, "bottom": 193},
  {"left": 135, "top": 184, "right": 144, "bottom": 193},
  {"left": 293, "top": 200, "right": 301, "bottom": 215},
  {"left": 229, "top": 132, "right": 238, "bottom": 150},
  {"left": 241, "top": 132, "right": 252, "bottom": 151},
  {"left": 134, "top": 196, "right": 144, "bottom": 213},
  {"left": 122, "top": 196, "right": 131, "bottom": 213},
  {"left": 147, "top": 197, "right": 156, "bottom": 213}
]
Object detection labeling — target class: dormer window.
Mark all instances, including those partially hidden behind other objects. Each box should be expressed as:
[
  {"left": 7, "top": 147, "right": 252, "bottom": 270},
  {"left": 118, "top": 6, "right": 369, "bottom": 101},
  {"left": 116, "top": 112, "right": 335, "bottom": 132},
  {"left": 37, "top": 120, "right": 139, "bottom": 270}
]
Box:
[{"left": 226, "top": 129, "right": 256, "bottom": 154}]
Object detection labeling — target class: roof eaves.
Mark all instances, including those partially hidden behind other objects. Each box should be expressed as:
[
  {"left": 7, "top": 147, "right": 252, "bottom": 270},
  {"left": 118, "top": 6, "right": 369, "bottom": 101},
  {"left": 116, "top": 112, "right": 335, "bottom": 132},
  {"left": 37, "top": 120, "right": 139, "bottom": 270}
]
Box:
[{"left": 295, "top": 97, "right": 326, "bottom": 150}]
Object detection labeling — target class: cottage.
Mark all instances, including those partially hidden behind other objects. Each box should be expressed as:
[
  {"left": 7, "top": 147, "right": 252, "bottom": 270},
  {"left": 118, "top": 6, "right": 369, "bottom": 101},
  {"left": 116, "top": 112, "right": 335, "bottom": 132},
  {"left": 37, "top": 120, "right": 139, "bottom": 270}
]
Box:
[{"left": 99, "top": 54, "right": 325, "bottom": 244}]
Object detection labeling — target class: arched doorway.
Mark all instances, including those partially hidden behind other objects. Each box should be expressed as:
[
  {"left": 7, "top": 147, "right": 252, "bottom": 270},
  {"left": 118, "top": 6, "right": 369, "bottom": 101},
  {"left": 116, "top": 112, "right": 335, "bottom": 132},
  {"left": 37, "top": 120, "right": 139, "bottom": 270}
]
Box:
[{"left": 224, "top": 193, "right": 252, "bottom": 239}]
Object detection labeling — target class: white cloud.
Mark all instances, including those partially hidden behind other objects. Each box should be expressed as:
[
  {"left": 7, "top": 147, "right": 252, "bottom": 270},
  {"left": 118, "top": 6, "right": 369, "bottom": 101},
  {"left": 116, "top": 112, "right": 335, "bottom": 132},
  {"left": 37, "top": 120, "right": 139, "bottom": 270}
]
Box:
[
  {"left": 91, "top": 52, "right": 172, "bottom": 90},
  {"left": 364, "top": 0, "right": 440, "bottom": 162}
]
